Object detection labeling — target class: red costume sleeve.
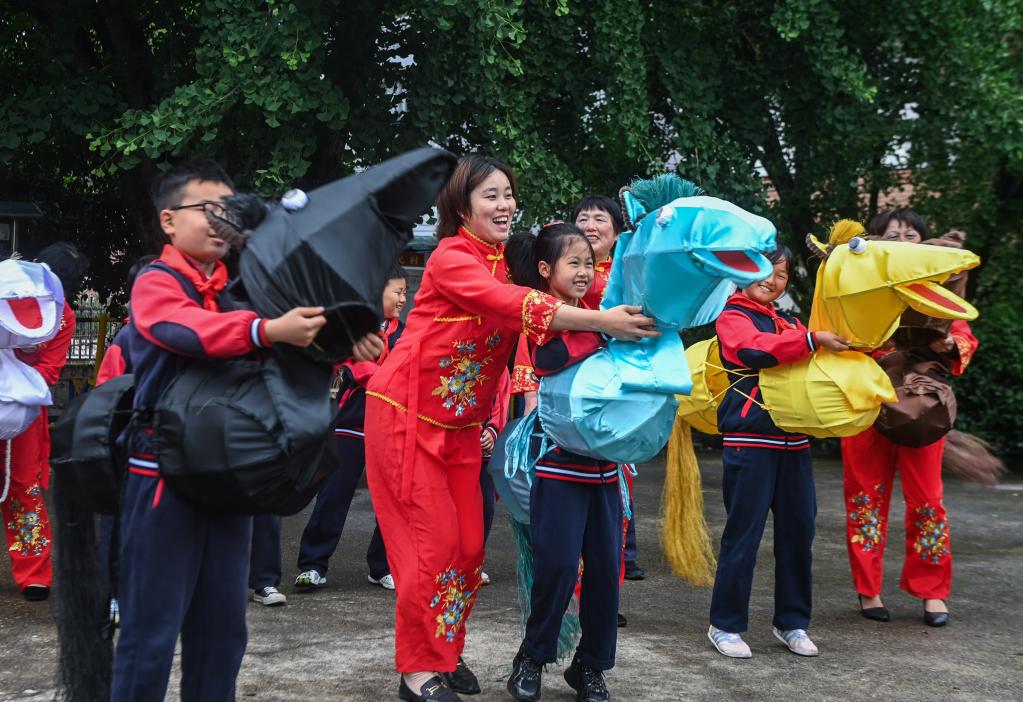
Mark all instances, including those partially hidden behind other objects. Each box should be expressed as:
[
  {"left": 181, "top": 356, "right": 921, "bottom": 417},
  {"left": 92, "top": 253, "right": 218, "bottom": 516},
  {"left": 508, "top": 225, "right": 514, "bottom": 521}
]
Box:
[
  {"left": 429, "top": 248, "right": 563, "bottom": 345},
  {"left": 131, "top": 270, "right": 266, "bottom": 359},
  {"left": 949, "top": 319, "right": 978, "bottom": 376},
  {"left": 716, "top": 308, "right": 816, "bottom": 370},
  {"left": 14, "top": 303, "right": 76, "bottom": 385},
  {"left": 530, "top": 329, "right": 605, "bottom": 378},
  {"left": 510, "top": 335, "right": 539, "bottom": 395},
  {"left": 95, "top": 344, "right": 126, "bottom": 386}
]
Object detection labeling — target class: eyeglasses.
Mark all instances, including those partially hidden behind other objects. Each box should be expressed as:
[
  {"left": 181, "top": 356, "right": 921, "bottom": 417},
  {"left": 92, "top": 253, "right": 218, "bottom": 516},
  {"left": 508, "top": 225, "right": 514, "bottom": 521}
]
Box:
[{"left": 169, "top": 201, "right": 228, "bottom": 218}]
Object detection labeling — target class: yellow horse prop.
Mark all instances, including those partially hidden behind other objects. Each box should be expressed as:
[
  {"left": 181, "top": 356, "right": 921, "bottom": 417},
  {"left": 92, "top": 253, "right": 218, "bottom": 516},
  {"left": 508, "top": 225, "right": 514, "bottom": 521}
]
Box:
[{"left": 662, "top": 220, "right": 980, "bottom": 585}]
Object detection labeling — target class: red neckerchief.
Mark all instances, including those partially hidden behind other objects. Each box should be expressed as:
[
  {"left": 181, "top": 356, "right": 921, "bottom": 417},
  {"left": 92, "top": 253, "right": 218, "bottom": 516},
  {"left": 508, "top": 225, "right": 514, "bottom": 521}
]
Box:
[
  {"left": 158, "top": 244, "right": 228, "bottom": 312},
  {"left": 727, "top": 291, "right": 798, "bottom": 332},
  {"left": 377, "top": 317, "right": 400, "bottom": 364}
]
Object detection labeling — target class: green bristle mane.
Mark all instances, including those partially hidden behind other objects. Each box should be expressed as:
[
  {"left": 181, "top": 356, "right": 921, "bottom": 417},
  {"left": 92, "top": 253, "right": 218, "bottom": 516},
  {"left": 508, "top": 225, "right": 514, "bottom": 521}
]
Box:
[{"left": 628, "top": 173, "right": 705, "bottom": 212}]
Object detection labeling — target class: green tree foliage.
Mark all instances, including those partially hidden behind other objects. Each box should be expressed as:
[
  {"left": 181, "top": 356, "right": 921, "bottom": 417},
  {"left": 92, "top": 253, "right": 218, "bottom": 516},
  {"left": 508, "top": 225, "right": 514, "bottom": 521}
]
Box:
[{"left": 1, "top": 0, "right": 1021, "bottom": 453}]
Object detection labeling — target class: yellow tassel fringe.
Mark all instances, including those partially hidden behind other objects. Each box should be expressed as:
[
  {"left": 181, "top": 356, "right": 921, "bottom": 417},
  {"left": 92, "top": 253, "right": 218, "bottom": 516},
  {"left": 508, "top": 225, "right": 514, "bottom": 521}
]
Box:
[{"left": 659, "top": 414, "right": 717, "bottom": 587}]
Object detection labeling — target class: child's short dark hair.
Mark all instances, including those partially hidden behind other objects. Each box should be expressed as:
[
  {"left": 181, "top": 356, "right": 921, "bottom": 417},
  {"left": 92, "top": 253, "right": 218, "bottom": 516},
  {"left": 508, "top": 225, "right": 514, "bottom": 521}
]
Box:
[
  {"left": 37, "top": 241, "right": 89, "bottom": 300},
  {"left": 766, "top": 244, "right": 793, "bottom": 278},
  {"left": 150, "top": 158, "right": 235, "bottom": 214},
  {"left": 435, "top": 155, "right": 516, "bottom": 238},
  {"left": 570, "top": 195, "right": 624, "bottom": 234},
  {"left": 505, "top": 223, "right": 594, "bottom": 292},
  {"left": 387, "top": 263, "right": 409, "bottom": 282},
  {"left": 127, "top": 254, "right": 158, "bottom": 291},
  {"left": 867, "top": 208, "right": 931, "bottom": 239}
]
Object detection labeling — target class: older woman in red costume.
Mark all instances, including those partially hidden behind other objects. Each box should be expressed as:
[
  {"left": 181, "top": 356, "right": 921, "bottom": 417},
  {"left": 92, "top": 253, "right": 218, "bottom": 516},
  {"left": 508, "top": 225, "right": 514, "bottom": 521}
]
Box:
[
  {"left": 364, "top": 156, "right": 657, "bottom": 702},
  {"left": 843, "top": 209, "right": 978, "bottom": 629}
]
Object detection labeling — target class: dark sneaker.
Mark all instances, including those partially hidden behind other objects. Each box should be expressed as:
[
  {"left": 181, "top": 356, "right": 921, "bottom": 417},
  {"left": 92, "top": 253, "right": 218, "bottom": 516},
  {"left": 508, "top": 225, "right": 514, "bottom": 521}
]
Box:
[
  {"left": 398, "top": 675, "right": 462, "bottom": 701},
  {"left": 623, "top": 562, "right": 646, "bottom": 580},
  {"left": 616, "top": 612, "right": 627, "bottom": 628},
  {"left": 442, "top": 657, "right": 481, "bottom": 695},
  {"left": 506, "top": 645, "right": 543, "bottom": 701},
  {"left": 564, "top": 656, "right": 610, "bottom": 702}
]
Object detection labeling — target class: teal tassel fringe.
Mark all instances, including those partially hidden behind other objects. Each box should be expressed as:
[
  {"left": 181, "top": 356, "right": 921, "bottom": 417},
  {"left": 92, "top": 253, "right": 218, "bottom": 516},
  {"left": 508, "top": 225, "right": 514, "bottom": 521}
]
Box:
[{"left": 511, "top": 517, "right": 582, "bottom": 661}]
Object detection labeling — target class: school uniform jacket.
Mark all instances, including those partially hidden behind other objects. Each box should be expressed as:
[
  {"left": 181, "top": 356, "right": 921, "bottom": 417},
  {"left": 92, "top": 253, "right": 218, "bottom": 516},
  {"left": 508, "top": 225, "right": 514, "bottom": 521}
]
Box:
[
  {"left": 334, "top": 317, "right": 404, "bottom": 439},
  {"left": 96, "top": 319, "right": 133, "bottom": 385},
  {"left": 127, "top": 245, "right": 269, "bottom": 455},
  {"left": 715, "top": 292, "right": 817, "bottom": 451}
]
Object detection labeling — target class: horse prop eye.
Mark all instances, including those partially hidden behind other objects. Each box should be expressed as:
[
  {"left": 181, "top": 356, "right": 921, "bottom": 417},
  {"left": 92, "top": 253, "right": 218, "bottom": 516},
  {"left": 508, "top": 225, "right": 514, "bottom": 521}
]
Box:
[{"left": 848, "top": 236, "right": 868, "bottom": 254}]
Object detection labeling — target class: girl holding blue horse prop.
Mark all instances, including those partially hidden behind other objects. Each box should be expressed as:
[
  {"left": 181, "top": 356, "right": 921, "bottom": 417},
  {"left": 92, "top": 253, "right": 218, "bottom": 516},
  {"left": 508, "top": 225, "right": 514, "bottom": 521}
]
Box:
[{"left": 503, "top": 223, "right": 633, "bottom": 702}]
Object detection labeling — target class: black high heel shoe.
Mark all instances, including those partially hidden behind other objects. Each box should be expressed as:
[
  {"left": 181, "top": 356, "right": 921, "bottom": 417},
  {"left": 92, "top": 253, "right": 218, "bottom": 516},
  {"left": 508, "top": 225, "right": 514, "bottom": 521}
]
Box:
[
  {"left": 858, "top": 594, "right": 891, "bottom": 622},
  {"left": 923, "top": 600, "right": 950, "bottom": 627}
]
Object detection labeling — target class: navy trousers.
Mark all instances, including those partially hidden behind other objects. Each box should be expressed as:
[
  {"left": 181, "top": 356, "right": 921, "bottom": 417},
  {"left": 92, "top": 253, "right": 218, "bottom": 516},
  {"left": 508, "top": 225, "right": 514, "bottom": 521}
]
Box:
[
  {"left": 112, "top": 471, "right": 252, "bottom": 702},
  {"left": 297, "top": 434, "right": 388, "bottom": 579},
  {"left": 709, "top": 446, "right": 816, "bottom": 633},
  {"left": 249, "top": 514, "right": 282, "bottom": 590},
  {"left": 523, "top": 477, "right": 623, "bottom": 670},
  {"left": 480, "top": 459, "right": 496, "bottom": 546}
]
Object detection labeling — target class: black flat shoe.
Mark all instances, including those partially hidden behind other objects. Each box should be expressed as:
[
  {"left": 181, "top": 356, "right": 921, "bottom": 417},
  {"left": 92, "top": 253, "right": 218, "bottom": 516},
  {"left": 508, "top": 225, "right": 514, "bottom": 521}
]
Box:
[
  {"left": 923, "top": 601, "right": 950, "bottom": 628},
  {"left": 22, "top": 585, "right": 50, "bottom": 602},
  {"left": 858, "top": 594, "right": 890, "bottom": 622},
  {"left": 564, "top": 655, "right": 610, "bottom": 702},
  {"left": 616, "top": 612, "right": 627, "bottom": 628},
  {"left": 398, "top": 675, "right": 462, "bottom": 702},
  {"left": 442, "top": 657, "right": 481, "bottom": 695},
  {"left": 506, "top": 645, "right": 543, "bottom": 702}
]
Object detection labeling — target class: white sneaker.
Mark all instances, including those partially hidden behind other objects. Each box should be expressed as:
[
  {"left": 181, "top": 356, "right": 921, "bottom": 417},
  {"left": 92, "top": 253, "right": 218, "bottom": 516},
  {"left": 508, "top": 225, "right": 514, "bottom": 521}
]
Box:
[
  {"left": 368, "top": 573, "right": 395, "bottom": 590},
  {"left": 253, "top": 586, "right": 287, "bottom": 606},
  {"left": 294, "top": 570, "right": 327, "bottom": 589},
  {"left": 773, "top": 627, "right": 819, "bottom": 656},
  {"left": 480, "top": 571, "right": 491, "bottom": 586},
  {"left": 708, "top": 625, "right": 752, "bottom": 658}
]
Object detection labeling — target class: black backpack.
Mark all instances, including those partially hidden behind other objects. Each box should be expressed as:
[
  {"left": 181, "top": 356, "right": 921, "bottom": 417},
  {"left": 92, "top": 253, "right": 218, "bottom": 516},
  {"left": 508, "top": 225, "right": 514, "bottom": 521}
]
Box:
[{"left": 50, "top": 373, "right": 135, "bottom": 515}]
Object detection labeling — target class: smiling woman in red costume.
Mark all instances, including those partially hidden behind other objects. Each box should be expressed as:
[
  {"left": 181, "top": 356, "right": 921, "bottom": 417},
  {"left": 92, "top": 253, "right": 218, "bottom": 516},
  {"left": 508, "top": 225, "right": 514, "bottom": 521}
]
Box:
[{"left": 364, "top": 155, "right": 658, "bottom": 702}]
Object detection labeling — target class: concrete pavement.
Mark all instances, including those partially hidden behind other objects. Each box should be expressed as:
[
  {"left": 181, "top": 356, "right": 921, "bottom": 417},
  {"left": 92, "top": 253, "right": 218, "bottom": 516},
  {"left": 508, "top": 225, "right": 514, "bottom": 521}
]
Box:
[{"left": 1, "top": 451, "right": 1021, "bottom": 701}]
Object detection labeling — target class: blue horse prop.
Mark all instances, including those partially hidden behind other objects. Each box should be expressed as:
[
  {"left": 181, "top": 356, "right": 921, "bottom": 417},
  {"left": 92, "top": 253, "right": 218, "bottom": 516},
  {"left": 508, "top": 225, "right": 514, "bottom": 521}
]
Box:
[{"left": 537, "top": 175, "right": 778, "bottom": 464}]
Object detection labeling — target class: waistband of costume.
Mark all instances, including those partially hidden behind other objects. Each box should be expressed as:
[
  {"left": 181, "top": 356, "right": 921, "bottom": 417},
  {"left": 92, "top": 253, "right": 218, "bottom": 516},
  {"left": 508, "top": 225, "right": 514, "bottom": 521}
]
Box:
[{"left": 366, "top": 390, "right": 483, "bottom": 430}]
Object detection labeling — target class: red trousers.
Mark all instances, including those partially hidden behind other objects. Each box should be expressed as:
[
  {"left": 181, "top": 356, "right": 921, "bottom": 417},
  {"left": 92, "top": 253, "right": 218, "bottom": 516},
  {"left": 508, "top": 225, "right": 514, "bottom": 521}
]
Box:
[
  {"left": 841, "top": 426, "right": 950, "bottom": 600},
  {"left": 2, "top": 410, "right": 53, "bottom": 589},
  {"left": 364, "top": 399, "right": 485, "bottom": 674}
]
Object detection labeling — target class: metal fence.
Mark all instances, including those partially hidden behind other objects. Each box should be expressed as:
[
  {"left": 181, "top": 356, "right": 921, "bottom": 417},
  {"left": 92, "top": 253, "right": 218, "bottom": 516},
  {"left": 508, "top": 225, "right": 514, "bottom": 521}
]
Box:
[{"left": 52, "top": 307, "right": 121, "bottom": 415}]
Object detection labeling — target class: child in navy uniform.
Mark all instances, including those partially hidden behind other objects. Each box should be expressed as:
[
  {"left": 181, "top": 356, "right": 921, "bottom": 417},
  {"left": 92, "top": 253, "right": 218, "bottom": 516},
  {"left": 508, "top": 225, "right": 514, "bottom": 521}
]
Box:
[
  {"left": 707, "top": 246, "right": 848, "bottom": 659},
  {"left": 294, "top": 265, "right": 409, "bottom": 592},
  {"left": 504, "top": 223, "right": 623, "bottom": 702},
  {"left": 112, "top": 159, "right": 381, "bottom": 701}
]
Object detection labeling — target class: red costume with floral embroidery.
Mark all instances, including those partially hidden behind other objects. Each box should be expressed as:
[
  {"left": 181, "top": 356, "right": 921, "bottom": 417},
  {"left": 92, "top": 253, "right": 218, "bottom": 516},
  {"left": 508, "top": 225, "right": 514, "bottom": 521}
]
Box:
[
  {"left": 364, "top": 227, "right": 562, "bottom": 673},
  {"left": 841, "top": 319, "right": 978, "bottom": 600},
  {"left": 2, "top": 302, "right": 75, "bottom": 590}
]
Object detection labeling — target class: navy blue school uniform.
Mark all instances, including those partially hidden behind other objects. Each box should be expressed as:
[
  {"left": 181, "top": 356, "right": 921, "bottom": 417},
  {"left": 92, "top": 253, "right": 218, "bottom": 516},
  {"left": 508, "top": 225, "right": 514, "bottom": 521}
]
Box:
[
  {"left": 295, "top": 317, "right": 403, "bottom": 581},
  {"left": 709, "top": 292, "right": 819, "bottom": 634},
  {"left": 249, "top": 515, "right": 283, "bottom": 591},
  {"left": 112, "top": 245, "right": 270, "bottom": 702},
  {"left": 522, "top": 327, "right": 623, "bottom": 670}
]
